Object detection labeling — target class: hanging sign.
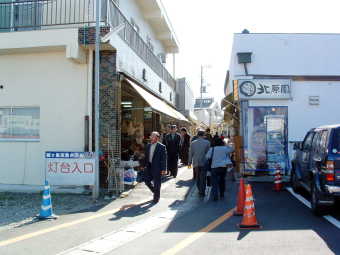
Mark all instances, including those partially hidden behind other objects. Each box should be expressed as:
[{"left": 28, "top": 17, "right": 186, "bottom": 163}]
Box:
[
  {"left": 238, "top": 79, "right": 291, "bottom": 100},
  {"left": 45, "top": 152, "right": 95, "bottom": 185}
]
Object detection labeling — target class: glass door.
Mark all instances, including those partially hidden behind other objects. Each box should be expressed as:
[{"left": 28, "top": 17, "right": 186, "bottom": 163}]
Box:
[{"left": 244, "top": 106, "right": 288, "bottom": 175}]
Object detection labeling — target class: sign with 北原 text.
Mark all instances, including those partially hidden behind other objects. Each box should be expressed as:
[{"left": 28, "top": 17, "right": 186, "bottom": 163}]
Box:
[
  {"left": 45, "top": 151, "right": 95, "bottom": 185},
  {"left": 238, "top": 79, "right": 291, "bottom": 100}
]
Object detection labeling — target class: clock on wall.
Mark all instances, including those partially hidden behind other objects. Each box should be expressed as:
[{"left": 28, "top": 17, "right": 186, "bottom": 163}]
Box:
[{"left": 239, "top": 81, "right": 256, "bottom": 97}]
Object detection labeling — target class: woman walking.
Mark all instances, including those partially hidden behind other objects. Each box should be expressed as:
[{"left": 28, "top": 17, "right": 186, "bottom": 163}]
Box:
[{"left": 206, "top": 137, "right": 234, "bottom": 201}]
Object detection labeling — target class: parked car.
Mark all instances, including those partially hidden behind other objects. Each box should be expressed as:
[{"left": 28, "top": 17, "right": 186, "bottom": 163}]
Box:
[{"left": 291, "top": 124, "right": 340, "bottom": 215}]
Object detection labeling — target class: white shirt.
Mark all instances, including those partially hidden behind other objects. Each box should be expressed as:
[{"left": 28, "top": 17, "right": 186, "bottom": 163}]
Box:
[{"left": 149, "top": 143, "right": 157, "bottom": 163}]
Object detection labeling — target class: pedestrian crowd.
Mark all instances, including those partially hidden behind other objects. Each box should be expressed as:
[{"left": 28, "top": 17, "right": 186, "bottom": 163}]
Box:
[{"left": 142, "top": 125, "right": 234, "bottom": 204}]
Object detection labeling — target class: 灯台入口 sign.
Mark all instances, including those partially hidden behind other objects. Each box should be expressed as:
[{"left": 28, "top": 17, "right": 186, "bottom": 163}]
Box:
[
  {"left": 45, "top": 152, "right": 95, "bottom": 185},
  {"left": 238, "top": 79, "right": 291, "bottom": 100}
]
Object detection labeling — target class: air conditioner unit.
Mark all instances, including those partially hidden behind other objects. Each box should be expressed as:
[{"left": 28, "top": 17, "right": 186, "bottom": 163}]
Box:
[{"left": 158, "top": 53, "right": 166, "bottom": 64}]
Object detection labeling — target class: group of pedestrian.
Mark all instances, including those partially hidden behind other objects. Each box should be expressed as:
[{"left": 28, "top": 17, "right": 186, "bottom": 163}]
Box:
[
  {"left": 189, "top": 128, "right": 234, "bottom": 201},
  {"left": 143, "top": 126, "right": 234, "bottom": 204}
]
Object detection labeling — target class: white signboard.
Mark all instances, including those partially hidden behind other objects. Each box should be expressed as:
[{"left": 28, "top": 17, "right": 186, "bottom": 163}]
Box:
[
  {"left": 45, "top": 152, "right": 95, "bottom": 185},
  {"left": 238, "top": 79, "right": 291, "bottom": 100}
]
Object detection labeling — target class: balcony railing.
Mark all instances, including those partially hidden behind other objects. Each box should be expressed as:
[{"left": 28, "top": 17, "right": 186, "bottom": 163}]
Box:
[
  {"left": 0, "top": 0, "right": 176, "bottom": 89},
  {"left": 107, "top": 1, "right": 176, "bottom": 89}
]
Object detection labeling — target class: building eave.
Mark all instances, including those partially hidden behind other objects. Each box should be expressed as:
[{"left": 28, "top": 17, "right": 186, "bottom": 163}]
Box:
[{"left": 134, "top": 0, "right": 179, "bottom": 53}]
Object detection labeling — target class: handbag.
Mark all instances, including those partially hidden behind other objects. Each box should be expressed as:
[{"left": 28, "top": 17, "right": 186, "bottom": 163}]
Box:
[
  {"left": 205, "top": 147, "right": 215, "bottom": 172},
  {"left": 205, "top": 147, "right": 215, "bottom": 187}
]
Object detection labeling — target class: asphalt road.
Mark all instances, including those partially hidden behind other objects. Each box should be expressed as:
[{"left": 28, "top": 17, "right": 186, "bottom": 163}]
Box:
[
  {"left": 107, "top": 181, "right": 340, "bottom": 255},
  {"left": 1, "top": 169, "right": 339, "bottom": 255}
]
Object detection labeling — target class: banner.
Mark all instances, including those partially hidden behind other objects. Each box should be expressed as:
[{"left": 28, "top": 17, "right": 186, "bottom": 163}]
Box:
[{"left": 45, "top": 152, "right": 95, "bottom": 185}]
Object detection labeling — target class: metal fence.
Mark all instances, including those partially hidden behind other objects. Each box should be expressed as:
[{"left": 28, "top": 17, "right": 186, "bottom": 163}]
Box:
[
  {"left": 0, "top": 0, "right": 176, "bottom": 89},
  {"left": 0, "top": 0, "right": 101, "bottom": 30}
]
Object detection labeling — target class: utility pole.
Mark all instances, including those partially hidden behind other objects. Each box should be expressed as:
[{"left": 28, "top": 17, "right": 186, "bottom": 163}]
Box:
[
  {"left": 93, "top": 0, "right": 101, "bottom": 200},
  {"left": 200, "top": 65, "right": 203, "bottom": 99}
]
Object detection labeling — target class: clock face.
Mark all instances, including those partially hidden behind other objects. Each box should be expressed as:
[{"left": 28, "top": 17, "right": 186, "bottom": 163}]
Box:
[{"left": 240, "top": 81, "right": 256, "bottom": 97}]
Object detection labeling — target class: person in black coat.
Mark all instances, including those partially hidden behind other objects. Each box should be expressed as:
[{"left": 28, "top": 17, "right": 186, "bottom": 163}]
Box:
[
  {"left": 164, "top": 125, "right": 181, "bottom": 177},
  {"left": 144, "top": 131, "right": 167, "bottom": 203},
  {"left": 179, "top": 127, "right": 191, "bottom": 166}
]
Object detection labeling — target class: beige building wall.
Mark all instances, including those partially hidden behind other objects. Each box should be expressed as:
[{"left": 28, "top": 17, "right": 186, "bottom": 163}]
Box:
[{"left": 0, "top": 50, "right": 89, "bottom": 186}]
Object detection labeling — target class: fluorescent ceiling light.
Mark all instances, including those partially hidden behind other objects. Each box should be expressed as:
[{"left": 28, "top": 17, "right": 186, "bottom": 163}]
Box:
[{"left": 121, "top": 101, "right": 132, "bottom": 105}]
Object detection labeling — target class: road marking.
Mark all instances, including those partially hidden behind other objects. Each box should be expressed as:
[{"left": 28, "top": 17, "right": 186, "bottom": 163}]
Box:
[
  {"left": 58, "top": 208, "right": 179, "bottom": 255},
  {"left": 286, "top": 187, "right": 340, "bottom": 229},
  {"left": 0, "top": 167, "right": 189, "bottom": 248},
  {"left": 161, "top": 207, "right": 236, "bottom": 255},
  {"left": 57, "top": 179, "right": 199, "bottom": 255},
  {"left": 0, "top": 203, "right": 145, "bottom": 248}
]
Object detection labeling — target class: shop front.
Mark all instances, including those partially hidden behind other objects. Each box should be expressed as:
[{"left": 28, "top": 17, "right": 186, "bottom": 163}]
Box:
[
  {"left": 238, "top": 79, "right": 291, "bottom": 176},
  {"left": 120, "top": 78, "right": 188, "bottom": 163}
]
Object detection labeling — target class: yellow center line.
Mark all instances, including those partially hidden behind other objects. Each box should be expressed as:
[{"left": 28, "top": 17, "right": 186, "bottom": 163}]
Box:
[
  {"left": 0, "top": 199, "right": 151, "bottom": 248},
  {"left": 161, "top": 207, "right": 236, "bottom": 255}
]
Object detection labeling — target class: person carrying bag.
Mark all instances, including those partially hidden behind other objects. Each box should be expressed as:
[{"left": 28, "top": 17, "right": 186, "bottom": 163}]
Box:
[{"left": 205, "top": 137, "right": 234, "bottom": 201}]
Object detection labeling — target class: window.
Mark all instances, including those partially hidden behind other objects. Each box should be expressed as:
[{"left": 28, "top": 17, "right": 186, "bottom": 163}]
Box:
[
  {"left": 320, "top": 130, "right": 329, "bottom": 155},
  {"left": 311, "top": 132, "right": 321, "bottom": 154},
  {"left": 331, "top": 128, "right": 340, "bottom": 153},
  {"left": 142, "top": 68, "right": 147, "bottom": 81},
  {"left": 169, "top": 92, "right": 172, "bottom": 101},
  {"left": 0, "top": 107, "right": 40, "bottom": 140},
  {"left": 159, "top": 82, "right": 162, "bottom": 93},
  {"left": 302, "top": 132, "right": 314, "bottom": 151}
]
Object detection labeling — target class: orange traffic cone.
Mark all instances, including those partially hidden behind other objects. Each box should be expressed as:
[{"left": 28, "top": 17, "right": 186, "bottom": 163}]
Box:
[
  {"left": 238, "top": 184, "right": 262, "bottom": 229},
  {"left": 234, "top": 177, "right": 246, "bottom": 216},
  {"left": 273, "top": 166, "right": 283, "bottom": 191}
]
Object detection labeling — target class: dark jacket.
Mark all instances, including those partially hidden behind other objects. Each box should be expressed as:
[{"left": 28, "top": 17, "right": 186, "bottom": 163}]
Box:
[
  {"left": 180, "top": 133, "right": 191, "bottom": 164},
  {"left": 144, "top": 142, "right": 167, "bottom": 176},
  {"left": 164, "top": 133, "right": 181, "bottom": 156}
]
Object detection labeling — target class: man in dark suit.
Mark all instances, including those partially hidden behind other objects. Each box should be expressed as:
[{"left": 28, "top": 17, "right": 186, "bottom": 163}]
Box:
[
  {"left": 144, "top": 131, "right": 167, "bottom": 203},
  {"left": 164, "top": 125, "right": 181, "bottom": 177}
]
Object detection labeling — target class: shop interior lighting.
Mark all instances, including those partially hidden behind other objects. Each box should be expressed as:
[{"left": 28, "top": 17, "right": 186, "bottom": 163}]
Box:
[
  {"left": 121, "top": 101, "right": 132, "bottom": 105},
  {"left": 122, "top": 104, "right": 132, "bottom": 108}
]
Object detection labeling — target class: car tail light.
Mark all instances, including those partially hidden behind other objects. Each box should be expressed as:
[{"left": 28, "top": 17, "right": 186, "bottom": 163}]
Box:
[{"left": 325, "top": 160, "right": 335, "bottom": 181}]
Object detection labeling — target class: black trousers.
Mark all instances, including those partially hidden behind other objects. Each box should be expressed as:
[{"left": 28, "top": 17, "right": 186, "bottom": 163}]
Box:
[
  {"left": 144, "top": 169, "right": 161, "bottom": 202},
  {"left": 211, "top": 167, "right": 227, "bottom": 199},
  {"left": 167, "top": 155, "right": 179, "bottom": 177},
  {"left": 194, "top": 166, "right": 206, "bottom": 196}
]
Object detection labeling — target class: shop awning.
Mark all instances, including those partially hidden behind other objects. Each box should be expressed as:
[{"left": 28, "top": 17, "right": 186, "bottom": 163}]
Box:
[{"left": 126, "top": 79, "right": 189, "bottom": 122}]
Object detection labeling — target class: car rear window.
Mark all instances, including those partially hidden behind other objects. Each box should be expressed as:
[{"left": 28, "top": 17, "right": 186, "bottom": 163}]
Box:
[{"left": 331, "top": 128, "right": 340, "bottom": 154}]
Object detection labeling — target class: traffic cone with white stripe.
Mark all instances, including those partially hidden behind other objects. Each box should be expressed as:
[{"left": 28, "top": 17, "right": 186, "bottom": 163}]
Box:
[
  {"left": 238, "top": 184, "right": 261, "bottom": 229},
  {"left": 37, "top": 181, "right": 58, "bottom": 220},
  {"left": 273, "top": 165, "right": 283, "bottom": 192}
]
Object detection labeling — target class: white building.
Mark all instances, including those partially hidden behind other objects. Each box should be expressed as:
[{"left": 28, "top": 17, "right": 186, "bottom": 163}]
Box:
[
  {"left": 194, "top": 98, "right": 222, "bottom": 129},
  {"left": 175, "top": 77, "right": 197, "bottom": 123},
  {"left": 0, "top": 0, "right": 184, "bottom": 192},
  {"left": 228, "top": 32, "right": 340, "bottom": 175}
]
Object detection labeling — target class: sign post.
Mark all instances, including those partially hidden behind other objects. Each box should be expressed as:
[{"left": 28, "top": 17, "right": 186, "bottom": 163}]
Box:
[{"left": 94, "top": 0, "right": 101, "bottom": 200}]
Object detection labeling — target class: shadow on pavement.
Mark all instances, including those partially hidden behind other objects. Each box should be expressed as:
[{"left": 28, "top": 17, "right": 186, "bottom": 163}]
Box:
[
  {"left": 109, "top": 200, "right": 155, "bottom": 221},
  {"left": 175, "top": 179, "right": 192, "bottom": 188}
]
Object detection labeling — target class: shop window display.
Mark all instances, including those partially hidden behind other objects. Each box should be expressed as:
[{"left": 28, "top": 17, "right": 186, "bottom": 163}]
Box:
[{"left": 244, "top": 106, "right": 288, "bottom": 175}]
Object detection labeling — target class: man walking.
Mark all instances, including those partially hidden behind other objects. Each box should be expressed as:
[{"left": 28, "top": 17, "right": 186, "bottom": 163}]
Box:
[
  {"left": 164, "top": 125, "right": 181, "bottom": 177},
  {"left": 144, "top": 131, "right": 167, "bottom": 203},
  {"left": 189, "top": 130, "right": 210, "bottom": 196}
]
